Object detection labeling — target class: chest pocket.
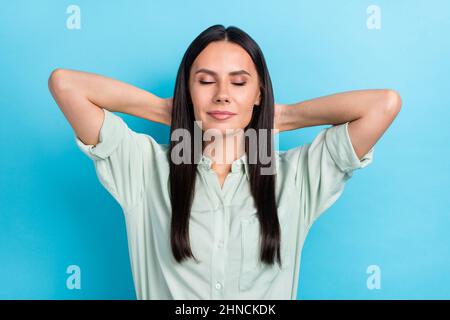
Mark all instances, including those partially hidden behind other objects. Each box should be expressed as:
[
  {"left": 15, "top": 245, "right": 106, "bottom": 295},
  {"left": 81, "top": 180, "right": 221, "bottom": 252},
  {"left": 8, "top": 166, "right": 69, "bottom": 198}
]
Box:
[{"left": 239, "top": 210, "right": 290, "bottom": 291}]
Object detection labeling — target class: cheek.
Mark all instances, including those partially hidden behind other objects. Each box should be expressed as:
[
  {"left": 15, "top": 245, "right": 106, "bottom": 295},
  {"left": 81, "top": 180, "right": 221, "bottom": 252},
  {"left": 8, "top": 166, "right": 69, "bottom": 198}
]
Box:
[
  {"left": 190, "top": 90, "right": 208, "bottom": 120},
  {"left": 192, "top": 105, "right": 206, "bottom": 124},
  {"left": 191, "top": 87, "right": 214, "bottom": 107},
  {"left": 236, "top": 106, "right": 255, "bottom": 126},
  {"left": 236, "top": 88, "right": 259, "bottom": 109}
]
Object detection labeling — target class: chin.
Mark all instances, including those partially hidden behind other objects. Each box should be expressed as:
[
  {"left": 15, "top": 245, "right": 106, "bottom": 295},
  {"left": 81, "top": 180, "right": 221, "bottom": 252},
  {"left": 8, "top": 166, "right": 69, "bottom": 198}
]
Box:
[{"left": 203, "top": 125, "right": 242, "bottom": 135}]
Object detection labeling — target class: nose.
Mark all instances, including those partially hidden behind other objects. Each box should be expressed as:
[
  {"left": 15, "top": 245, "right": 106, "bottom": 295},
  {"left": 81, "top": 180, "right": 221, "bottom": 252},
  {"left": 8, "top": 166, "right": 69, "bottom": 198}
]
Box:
[
  {"left": 214, "top": 83, "right": 230, "bottom": 104},
  {"left": 215, "top": 95, "right": 230, "bottom": 104}
]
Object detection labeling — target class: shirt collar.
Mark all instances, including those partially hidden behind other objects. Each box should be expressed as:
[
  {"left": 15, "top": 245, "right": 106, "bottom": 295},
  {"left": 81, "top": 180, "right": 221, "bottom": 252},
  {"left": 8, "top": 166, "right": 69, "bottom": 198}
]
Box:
[{"left": 197, "top": 153, "right": 250, "bottom": 180}]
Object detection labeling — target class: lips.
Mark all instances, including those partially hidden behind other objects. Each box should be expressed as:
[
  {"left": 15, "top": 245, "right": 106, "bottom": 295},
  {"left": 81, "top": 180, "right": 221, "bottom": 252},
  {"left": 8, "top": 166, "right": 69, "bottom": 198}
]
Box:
[{"left": 207, "top": 111, "right": 236, "bottom": 120}]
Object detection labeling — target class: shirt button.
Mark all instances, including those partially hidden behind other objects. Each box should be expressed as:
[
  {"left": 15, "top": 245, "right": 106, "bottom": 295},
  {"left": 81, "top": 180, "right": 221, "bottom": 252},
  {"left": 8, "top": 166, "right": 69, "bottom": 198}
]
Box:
[
  {"left": 215, "top": 282, "right": 222, "bottom": 290},
  {"left": 218, "top": 240, "right": 224, "bottom": 248}
]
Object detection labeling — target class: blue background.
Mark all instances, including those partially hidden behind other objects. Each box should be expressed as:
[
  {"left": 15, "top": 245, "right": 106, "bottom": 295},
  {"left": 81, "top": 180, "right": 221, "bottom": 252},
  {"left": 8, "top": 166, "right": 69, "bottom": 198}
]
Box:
[{"left": 1, "top": 0, "right": 449, "bottom": 299}]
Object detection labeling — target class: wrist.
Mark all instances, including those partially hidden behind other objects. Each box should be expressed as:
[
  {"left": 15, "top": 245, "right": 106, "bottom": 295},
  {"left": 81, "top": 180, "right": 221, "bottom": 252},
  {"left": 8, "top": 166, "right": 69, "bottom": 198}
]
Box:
[
  {"left": 274, "top": 103, "right": 294, "bottom": 132},
  {"left": 160, "top": 97, "right": 172, "bottom": 126}
]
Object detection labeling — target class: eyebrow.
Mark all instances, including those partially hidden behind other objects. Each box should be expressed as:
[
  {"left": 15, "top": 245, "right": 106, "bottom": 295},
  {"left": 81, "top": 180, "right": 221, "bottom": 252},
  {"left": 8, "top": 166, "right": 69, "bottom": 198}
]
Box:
[{"left": 194, "top": 68, "right": 252, "bottom": 77}]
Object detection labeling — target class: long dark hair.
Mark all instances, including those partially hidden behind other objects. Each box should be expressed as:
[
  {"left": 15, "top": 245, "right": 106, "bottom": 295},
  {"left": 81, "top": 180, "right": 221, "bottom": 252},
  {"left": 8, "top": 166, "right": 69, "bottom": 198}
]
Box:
[{"left": 167, "top": 24, "right": 282, "bottom": 267}]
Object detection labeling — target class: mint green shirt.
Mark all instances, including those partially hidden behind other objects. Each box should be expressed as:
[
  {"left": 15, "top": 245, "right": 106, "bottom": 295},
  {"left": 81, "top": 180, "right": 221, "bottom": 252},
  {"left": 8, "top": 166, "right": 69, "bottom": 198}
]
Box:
[{"left": 74, "top": 108, "right": 374, "bottom": 300}]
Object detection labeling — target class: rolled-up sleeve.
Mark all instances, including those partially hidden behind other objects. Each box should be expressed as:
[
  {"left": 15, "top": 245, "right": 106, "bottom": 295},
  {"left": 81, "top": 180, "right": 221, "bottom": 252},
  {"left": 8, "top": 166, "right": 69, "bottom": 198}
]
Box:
[
  {"left": 74, "top": 108, "right": 157, "bottom": 212},
  {"left": 293, "top": 122, "right": 374, "bottom": 228}
]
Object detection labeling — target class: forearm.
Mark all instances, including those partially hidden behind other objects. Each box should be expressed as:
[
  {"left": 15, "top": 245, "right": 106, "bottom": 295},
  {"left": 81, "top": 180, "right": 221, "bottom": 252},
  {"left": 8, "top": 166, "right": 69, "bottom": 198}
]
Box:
[
  {"left": 54, "top": 68, "right": 170, "bottom": 125},
  {"left": 277, "top": 89, "right": 397, "bottom": 131}
]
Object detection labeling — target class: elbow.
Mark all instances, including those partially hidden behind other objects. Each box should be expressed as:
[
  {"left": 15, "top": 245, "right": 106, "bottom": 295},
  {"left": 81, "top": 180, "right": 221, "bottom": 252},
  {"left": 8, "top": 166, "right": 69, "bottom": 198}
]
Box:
[
  {"left": 382, "top": 89, "right": 403, "bottom": 116},
  {"left": 48, "top": 68, "right": 73, "bottom": 94}
]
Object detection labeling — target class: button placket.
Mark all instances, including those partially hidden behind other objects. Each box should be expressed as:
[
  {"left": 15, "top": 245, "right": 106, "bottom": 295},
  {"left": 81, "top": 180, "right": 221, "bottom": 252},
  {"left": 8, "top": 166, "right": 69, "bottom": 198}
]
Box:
[
  {"left": 209, "top": 186, "right": 226, "bottom": 299},
  {"left": 211, "top": 207, "right": 226, "bottom": 299},
  {"left": 199, "top": 155, "right": 243, "bottom": 299}
]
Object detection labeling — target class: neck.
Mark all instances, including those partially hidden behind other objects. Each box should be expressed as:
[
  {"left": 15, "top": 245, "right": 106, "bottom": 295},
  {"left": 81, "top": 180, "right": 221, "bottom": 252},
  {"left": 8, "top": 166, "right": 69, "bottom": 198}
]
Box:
[{"left": 202, "top": 131, "right": 245, "bottom": 166}]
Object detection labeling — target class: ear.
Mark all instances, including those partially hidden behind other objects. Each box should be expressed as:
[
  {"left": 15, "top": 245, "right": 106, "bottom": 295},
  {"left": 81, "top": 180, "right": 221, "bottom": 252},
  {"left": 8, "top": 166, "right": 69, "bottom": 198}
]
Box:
[{"left": 255, "top": 91, "right": 261, "bottom": 106}]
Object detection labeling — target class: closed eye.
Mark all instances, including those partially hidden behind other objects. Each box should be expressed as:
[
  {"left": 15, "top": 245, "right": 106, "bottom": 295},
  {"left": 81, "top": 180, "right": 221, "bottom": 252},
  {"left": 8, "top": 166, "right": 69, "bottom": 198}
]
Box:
[{"left": 199, "top": 80, "right": 246, "bottom": 86}]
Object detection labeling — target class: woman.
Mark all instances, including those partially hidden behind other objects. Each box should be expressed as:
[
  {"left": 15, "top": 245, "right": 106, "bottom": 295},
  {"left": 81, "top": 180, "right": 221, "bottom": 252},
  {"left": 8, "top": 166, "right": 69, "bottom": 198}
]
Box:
[{"left": 48, "top": 24, "right": 402, "bottom": 300}]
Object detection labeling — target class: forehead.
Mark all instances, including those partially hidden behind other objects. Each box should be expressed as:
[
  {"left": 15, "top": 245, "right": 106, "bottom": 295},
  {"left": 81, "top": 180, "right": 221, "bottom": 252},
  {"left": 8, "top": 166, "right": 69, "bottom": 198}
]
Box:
[{"left": 191, "top": 41, "right": 256, "bottom": 76}]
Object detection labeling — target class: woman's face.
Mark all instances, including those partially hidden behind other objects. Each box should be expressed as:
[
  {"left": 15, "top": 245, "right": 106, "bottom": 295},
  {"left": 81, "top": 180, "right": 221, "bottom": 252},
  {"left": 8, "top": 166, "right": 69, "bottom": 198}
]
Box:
[{"left": 189, "top": 41, "right": 261, "bottom": 135}]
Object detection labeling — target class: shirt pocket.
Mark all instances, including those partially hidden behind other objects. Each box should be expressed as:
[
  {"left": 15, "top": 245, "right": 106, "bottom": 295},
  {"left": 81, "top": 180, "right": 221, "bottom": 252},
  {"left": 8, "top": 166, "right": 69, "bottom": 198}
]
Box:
[{"left": 239, "top": 208, "right": 290, "bottom": 291}]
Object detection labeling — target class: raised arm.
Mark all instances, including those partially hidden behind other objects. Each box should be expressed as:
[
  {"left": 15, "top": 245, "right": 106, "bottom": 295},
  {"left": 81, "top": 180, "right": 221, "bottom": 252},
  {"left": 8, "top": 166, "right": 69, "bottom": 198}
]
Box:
[
  {"left": 48, "top": 68, "right": 172, "bottom": 146},
  {"left": 275, "top": 89, "right": 402, "bottom": 159}
]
